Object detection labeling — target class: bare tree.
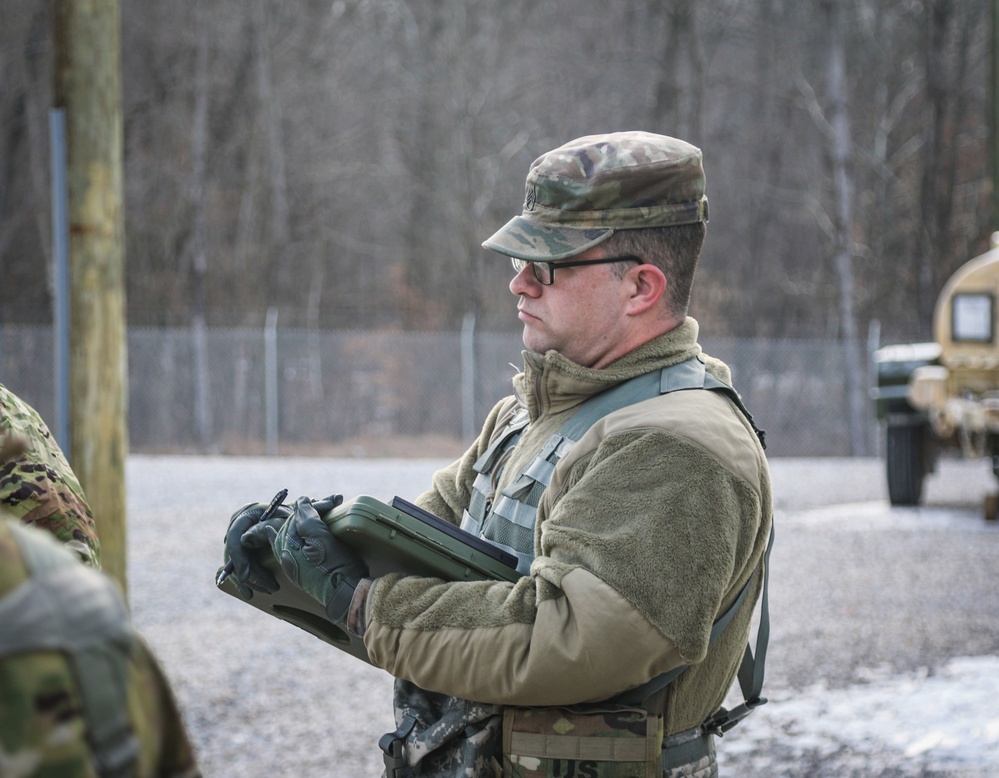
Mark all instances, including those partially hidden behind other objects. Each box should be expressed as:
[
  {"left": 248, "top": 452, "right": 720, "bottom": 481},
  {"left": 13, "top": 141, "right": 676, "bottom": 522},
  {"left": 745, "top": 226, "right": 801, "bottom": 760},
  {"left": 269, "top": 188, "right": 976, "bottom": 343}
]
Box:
[
  {"left": 0, "top": 0, "right": 992, "bottom": 345},
  {"left": 821, "top": 0, "right": 867, "bottom": 454}
]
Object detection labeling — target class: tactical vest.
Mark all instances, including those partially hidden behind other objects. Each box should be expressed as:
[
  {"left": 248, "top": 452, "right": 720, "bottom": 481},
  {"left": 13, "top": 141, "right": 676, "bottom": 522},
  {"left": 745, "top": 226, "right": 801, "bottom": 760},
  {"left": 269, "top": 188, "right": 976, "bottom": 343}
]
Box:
[
  {"left": 0, "top": 521, "right": 140, "bottom": 778},
  {"left": 461, "top": 356, "right": 766, "bottom": 573}
]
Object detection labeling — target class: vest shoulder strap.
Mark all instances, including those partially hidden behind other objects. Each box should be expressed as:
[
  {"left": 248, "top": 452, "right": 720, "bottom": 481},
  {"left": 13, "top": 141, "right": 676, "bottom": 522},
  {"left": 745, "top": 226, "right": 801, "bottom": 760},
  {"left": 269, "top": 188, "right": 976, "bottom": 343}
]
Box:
[
  {"left": 560, "top": 357, "right": 766, "bottom": 449},
  {"left": 612, "top": 523, "right": 775, "bottom": 734}
]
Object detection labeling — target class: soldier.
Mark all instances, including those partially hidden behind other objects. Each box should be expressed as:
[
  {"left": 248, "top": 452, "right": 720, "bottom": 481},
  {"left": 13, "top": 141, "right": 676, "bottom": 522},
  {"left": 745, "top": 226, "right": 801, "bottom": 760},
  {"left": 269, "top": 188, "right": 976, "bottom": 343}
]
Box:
[
  {"left": 228, "top": 131, "right": 773, "bottom": 777},
  {"left": 0, "top": 385, "right": 201, "bottom": 777},
  {"left": 0, "top": 384, "right": 100, "bottom": 567}
]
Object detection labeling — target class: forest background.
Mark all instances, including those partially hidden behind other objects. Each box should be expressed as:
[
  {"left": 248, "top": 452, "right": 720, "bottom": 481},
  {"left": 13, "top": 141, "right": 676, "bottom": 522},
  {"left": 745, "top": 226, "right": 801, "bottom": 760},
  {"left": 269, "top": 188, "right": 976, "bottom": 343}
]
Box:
[{"left": 0, "top": 0, "right": 994, "bottom": 344}]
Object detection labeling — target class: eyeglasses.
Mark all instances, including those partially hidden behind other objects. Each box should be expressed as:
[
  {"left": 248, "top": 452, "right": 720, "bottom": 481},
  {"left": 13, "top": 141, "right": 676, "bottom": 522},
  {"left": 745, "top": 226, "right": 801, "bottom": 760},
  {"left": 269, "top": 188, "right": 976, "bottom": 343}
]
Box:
[{"left": 510, "top": 255, "right": 643, "bottom": 286}]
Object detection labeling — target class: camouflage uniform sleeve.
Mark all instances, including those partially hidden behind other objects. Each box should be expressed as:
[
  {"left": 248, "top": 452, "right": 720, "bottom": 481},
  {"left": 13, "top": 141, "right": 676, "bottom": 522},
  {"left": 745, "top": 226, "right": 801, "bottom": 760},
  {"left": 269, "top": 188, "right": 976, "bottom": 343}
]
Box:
[{"left": 0, "top": 384, "right": 101, "bottom": 567}]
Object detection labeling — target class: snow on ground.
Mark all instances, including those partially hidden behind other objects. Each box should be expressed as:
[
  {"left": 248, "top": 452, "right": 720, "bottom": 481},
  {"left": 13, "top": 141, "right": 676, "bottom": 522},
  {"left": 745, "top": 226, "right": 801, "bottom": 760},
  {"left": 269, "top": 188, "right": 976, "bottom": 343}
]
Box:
[
  {"left": 716, "top": 496, "right": 999, "bottom": 777},
  {"left": 719, "top": 655, "right": 999, "bottom": 776}
]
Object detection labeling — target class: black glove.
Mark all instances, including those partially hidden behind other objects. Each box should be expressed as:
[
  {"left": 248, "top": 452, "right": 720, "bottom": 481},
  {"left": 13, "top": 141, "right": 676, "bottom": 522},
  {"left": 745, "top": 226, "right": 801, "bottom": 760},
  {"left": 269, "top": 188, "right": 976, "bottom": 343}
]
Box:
[
  {"left": 243, "top": 494, "right": 367, "bottom": 624},
  {"left": 221, "top": 501, "right": 292, "bottom": 599}
]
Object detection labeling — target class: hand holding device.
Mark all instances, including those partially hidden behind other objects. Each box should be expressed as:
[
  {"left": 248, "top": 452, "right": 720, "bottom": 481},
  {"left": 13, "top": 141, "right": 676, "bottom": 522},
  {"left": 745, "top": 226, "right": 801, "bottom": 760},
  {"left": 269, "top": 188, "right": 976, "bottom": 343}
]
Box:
[
  {"left": 218, "top": 488, "right": 290, "bottom": 597},
  {"left": 246, "top": 494, "right": 368, "bottom": 624}
]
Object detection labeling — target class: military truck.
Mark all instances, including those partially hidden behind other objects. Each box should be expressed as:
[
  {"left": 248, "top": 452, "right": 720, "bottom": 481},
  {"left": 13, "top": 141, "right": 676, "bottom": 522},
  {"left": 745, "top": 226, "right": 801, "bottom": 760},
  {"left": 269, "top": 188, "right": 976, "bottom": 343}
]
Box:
[{"left": 872, "top": 232, "right": 999, "bottom": 518}]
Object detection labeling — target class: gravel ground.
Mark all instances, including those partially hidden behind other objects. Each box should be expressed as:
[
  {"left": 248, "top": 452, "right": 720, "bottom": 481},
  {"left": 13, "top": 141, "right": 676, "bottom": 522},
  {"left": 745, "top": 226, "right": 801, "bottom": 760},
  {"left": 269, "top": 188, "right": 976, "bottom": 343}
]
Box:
[{"left": 125, "top": 454, "right": 999, "bottom": 777}]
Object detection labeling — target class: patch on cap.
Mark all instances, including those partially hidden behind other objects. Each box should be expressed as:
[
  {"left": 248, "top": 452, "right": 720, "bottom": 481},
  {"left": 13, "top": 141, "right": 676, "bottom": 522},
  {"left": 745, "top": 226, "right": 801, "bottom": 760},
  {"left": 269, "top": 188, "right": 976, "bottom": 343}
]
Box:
[{"left": 483, "top": 131, "right": 708, "bottom": 261}]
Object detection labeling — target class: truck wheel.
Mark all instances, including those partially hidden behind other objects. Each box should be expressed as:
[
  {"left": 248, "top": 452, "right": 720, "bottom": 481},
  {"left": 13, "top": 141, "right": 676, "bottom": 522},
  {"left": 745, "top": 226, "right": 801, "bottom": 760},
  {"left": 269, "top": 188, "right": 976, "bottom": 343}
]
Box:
[
  {"left": 886, "top": 422, "right": 926, "bottom": 506},
  {"left": 985, "top": 494, "right": 999, "bottom": 522}
]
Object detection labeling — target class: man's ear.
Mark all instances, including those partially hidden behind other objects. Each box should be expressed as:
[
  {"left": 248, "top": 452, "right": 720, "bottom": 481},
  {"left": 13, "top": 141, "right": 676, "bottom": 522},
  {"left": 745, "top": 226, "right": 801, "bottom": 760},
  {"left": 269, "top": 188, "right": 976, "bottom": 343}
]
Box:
[{"left": 625, "top": 264, "right": 668, "bottom": 315}]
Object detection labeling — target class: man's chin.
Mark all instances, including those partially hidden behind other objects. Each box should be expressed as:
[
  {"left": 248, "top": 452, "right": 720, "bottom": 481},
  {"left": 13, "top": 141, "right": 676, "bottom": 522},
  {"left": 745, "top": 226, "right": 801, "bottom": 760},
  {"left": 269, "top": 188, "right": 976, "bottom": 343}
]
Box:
[{"left": 520, "top": 327, "right": 545, "bottom": 354}]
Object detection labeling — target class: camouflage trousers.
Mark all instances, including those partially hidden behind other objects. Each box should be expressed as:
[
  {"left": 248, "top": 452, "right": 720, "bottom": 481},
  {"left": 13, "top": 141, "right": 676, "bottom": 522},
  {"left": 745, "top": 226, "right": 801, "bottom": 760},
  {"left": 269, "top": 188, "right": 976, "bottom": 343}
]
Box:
[
  {"left": 382, "top": 680, "right": 503, "bottom": 778},
  {"left": 663, "top": 753, "right": 717, "bottom": 778},
  {"left": 662, "top": 727, "right": 717, "bottom": 778}
]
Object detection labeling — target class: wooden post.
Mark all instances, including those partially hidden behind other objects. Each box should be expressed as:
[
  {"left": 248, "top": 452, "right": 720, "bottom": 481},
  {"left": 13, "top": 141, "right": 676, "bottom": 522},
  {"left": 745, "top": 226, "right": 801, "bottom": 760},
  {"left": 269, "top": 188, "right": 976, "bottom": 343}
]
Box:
[{"left": 52, "top": 0, "right": 129, "bottom": 595}]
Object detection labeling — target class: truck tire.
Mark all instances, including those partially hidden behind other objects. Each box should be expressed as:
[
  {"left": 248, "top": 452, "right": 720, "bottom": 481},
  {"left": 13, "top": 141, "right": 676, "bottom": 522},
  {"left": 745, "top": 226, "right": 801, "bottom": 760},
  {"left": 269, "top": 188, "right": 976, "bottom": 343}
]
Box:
[{"left": 886, "top": 422, "right": 926, "bottom": 506}]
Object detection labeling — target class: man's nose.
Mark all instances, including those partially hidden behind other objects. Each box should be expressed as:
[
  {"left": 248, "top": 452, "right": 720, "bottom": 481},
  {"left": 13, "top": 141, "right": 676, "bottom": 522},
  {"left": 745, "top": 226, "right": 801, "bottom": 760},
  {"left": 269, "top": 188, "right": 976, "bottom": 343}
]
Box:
[{"left": 510, "top": 263, "right": 540, "bottom": 296}]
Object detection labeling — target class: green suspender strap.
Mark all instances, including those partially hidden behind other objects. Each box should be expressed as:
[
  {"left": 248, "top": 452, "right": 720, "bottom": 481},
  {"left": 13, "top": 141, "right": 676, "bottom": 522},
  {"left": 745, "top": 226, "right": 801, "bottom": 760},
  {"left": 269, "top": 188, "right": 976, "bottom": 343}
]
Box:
[
  {"left": 611, "top": 522, "right": 775, "bottom": 736},
  {"left": 552, "top": 354, "right": 765, "bottom": 445},
  {"left": 599, "top": 358, "right": 773, "bottom": 733},
  {"left": 702, "top": 522, "right": 774, "bottom": 735},
  {"left": 498, "top": 359, "right": 772, "bottom": 777},
  {"left": 0, "top": 523, "right": 140, "bottom": 778}
]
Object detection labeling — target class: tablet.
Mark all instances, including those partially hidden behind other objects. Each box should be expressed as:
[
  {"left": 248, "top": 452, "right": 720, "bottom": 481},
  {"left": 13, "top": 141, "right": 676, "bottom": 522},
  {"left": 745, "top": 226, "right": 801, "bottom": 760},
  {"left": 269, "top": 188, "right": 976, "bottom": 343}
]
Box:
[{"left": 217, "top": 495, "right": 522, "bottom": 664}]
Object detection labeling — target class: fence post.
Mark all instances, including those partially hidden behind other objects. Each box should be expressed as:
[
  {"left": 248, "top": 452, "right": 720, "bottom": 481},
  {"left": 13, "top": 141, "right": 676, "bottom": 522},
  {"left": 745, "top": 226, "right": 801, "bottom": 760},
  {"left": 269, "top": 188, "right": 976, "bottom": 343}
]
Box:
[
  {"left": 461, "top": 313, "right": 476, "bottom": 442},
  {"left": 49, "top": 109, "right": 71, "bottom": 454},
  {"left": 265, "top": 307, "right": 279, "bottom": 455},
  {"left": 867, "top": 319, "right": 882, "bottom": 456}
]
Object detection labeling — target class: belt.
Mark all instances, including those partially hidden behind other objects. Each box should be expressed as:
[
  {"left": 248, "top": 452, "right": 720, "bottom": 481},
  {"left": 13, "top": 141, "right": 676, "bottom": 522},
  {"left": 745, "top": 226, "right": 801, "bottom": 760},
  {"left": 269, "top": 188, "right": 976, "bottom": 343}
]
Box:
[{"left": 662, "top": 726, "right": 715, "bottom": 771}]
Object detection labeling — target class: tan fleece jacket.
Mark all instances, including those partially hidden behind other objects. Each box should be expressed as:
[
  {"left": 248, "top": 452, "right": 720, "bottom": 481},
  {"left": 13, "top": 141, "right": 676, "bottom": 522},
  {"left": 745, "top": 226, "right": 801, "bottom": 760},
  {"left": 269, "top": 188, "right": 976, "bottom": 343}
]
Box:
[{"left": 363, "top": 317, "right": 772, "bottom": 734}]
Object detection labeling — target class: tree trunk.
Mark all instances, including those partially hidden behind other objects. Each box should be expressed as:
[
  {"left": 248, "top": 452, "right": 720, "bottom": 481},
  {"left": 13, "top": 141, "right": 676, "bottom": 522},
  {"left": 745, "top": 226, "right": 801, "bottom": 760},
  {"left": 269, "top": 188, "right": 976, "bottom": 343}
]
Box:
[
  {"left": 918, "top": 0, "right": 951, "bottom": 326},
  {"left": 253, "top": 0, "right": 290, "bottom": 247},
  {"left": 822, "top": 0, "right": 867, "bottom": 456}
]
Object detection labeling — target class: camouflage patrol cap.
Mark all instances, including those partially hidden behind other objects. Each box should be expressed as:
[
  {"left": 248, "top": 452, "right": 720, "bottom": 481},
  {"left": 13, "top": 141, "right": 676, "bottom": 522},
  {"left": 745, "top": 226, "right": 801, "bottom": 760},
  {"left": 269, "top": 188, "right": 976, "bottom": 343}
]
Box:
[{"left": 483, "top": 131, "right": 708, "bottom": 261}]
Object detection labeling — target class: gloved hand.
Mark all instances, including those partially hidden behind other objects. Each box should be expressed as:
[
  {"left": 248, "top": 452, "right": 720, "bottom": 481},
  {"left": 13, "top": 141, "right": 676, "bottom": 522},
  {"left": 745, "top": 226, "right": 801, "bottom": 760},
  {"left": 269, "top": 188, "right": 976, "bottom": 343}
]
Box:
[
  {"left": 222, "top": 501, "right": 292, "bottom": 599},
  {"left": 243, "top": 494, "right": 368, "bottom": 624}
]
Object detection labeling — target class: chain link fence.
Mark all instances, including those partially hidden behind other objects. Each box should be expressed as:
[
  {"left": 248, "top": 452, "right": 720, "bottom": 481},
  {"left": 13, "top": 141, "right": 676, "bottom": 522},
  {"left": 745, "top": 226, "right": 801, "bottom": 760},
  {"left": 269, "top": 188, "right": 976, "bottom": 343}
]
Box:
[{"left": 0, "top": 324, "right": 884, "bottom": 458}]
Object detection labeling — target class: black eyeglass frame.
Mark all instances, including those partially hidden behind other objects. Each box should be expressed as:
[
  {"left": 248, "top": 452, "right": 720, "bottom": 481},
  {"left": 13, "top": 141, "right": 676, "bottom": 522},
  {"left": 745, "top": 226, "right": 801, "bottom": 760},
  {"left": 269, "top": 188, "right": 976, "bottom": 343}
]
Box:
[{"left": 511, "top": 255, "right": 644, "bottom": 286}]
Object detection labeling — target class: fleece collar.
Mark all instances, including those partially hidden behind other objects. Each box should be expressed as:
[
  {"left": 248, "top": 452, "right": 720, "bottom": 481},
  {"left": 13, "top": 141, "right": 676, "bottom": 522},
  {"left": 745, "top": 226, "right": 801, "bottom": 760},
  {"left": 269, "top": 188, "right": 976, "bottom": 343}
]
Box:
[{"left": 513, "top": 317, "right": 704, "bottom": 421}]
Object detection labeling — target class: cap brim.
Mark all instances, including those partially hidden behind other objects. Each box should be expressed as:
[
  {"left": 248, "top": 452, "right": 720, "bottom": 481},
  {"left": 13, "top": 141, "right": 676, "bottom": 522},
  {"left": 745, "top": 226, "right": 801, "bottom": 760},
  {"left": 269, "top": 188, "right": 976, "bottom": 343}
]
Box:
[{"left": 481, "top": 216, "right": 614, "bottom": 261}]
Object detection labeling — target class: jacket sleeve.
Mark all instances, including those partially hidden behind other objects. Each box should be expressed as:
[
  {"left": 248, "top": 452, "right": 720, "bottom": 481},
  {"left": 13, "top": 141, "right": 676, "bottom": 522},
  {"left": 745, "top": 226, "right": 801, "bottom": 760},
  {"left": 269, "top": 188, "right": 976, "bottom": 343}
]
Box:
[{"left": 362, "top": 397, "right": 768, "bottom": 706}]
